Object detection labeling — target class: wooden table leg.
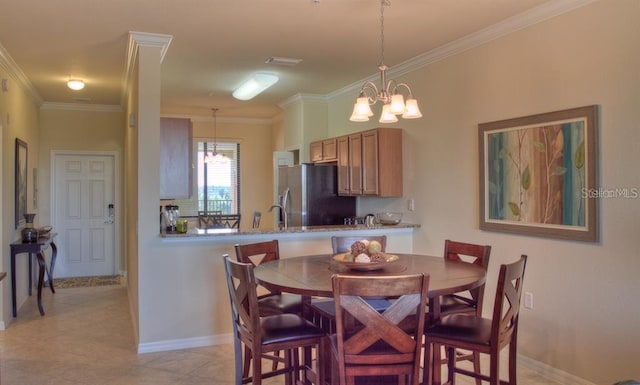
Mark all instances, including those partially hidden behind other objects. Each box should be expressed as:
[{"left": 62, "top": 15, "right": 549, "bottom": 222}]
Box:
[
  {"left": 426, "top": 297, "right": 443, "bottom": 385},
  {"left": 11, "top": 251, "right": 17, "bottom": 317},
  {"left": 35, "top": 252, "right": 47, "bottom": 316},
  {"left": 45, "top": 241, "right": 57, "bottom": 293}
]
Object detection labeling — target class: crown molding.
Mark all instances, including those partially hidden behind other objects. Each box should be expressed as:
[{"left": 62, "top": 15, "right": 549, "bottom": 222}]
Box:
[
  {"left": 162, "top": 113, "right": 272, "bottom": 126},
  {"left": 328, "top": 0, "right": 597, "bottom": 99},
  {"left": 278, "top": 93, "right": 329, "bottom": 109},
  {"left": 121, "top": 31, "right": 173, "bottom": 107},
  {"left": 40, "top": 102, "right": 123, "bottom": 112},
  {"left": 0, "top": 41, "right": 44, "bottom": 106},
  {"left": 128, "top": 31, "right": 173, "bottom": 62}
]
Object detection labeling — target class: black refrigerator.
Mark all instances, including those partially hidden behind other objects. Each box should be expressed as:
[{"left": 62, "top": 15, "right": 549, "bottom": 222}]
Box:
[{"left": 277, "top": 163, "right": 356, "bottom": 227}]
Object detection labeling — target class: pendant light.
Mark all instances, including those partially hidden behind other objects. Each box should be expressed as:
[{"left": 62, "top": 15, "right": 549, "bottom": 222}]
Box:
[
  {"left": 349, "top": 0, "right": 422, "bottom": 123},
  {"left": 205, "top": 108, "right": 230, "bottom": 164}
]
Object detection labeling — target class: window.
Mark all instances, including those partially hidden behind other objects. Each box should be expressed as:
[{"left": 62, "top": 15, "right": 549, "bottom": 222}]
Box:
[{"left": 198, "top": 141, "right": 240, "bottom": 214}]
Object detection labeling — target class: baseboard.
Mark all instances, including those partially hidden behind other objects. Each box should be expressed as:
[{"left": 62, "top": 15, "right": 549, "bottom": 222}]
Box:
[
  {"left": 135, "top": 333, "right": 594, "bottom": 385},
  {"left": 137, "top": 333, "right": 234, "bottom": 354},
  {"left": 518, "top": 353, "right": 596, "bottom": 385}
]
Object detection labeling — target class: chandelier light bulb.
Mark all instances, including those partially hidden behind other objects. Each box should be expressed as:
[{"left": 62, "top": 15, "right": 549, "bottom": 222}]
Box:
[
  {"left": 355, "top": 97, "right": 374, "bottom": 117},
  {"left": 402, "top": 98, "right": 423, "bottom": 119},
  {"left": 379, "top": 104, "right": 398, "bottom": 123},
  {"left": 350, "top": 103, "right": 370, "bottom": 122},
  {"left": 389, "top": 94, "right": 405, "bottom": 115}
]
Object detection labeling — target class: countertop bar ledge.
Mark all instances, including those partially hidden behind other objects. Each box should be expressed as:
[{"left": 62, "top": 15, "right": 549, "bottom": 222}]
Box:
[{"left": 160, "top": 223, "right": 420, "bottom": 242}]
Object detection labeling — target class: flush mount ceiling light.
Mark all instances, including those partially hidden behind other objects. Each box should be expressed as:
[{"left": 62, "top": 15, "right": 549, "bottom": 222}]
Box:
[
  {"left": 67, "top": 79, "right": 85, "bottom": 90},
  {"left": 232, "top": 72, "right": 279, "bottom": 100},
  {"left": 204, "top": 108, "right": 230, "bottom": 164},
  {"left": 349, "top": 0, "right": 422, "bottom": 123}
]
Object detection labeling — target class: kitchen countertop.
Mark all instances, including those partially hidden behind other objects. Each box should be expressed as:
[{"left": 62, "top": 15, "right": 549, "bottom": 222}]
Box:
[{"left": 160, "top": 223, "right": 420, "bottom": 239}]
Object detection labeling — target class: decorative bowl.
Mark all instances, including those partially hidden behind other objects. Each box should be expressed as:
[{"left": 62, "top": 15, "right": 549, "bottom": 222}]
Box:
[
  {"left": 376, "top": 212, "right": 403, "bottom": 225},
  {"left": 38, "top": 226, "right": 53, "bottom": 236},
  {"left": 333, "top": 252, "right": 399, "bottom": 271}
]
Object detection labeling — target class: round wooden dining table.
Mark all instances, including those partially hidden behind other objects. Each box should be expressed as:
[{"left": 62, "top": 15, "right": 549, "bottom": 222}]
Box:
[
  {"left": 253, "top": 253, "right": 486, "bottom": 318},
  {"left": 254, "top": 253, "right": 486, "bottom": 385}
]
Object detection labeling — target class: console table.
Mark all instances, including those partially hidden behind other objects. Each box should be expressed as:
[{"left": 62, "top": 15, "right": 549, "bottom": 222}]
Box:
[{"left": 9, "top": 233, "right": 58, "bottom": 316}]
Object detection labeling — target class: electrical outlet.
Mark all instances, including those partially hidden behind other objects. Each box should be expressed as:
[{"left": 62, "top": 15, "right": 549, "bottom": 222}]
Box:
[
  {"left": 524, "top": 292, "right": 533, "bottom": 309},
  {"left": 408, "top": 199, "right": 415, "bottom": 211}
]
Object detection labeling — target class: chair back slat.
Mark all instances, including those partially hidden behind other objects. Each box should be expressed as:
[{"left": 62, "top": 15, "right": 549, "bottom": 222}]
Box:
[
  {"left": 223, "top": 255, "right": 261, "bottom": 345},
  {"left": 235, "top": 240, "right": 280, "bottom": 266},
  {"left": 331, "top": 273, "right": 429, "bottom": 385},
  {"left": 492, "top": 255, "right": 527, "bottom": 346},
  {"left": 199, "top": 211, "right": 240, "bottom": 229},
  {"left": 443, "top": 240, "right": 492, "bottom": 312}
]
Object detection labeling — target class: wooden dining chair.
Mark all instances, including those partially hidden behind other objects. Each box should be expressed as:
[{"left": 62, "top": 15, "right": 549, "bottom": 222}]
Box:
[
  {"left": 235, "top": 240, "right": 305, "bottom": 376},
  {"left": 217, "top": 214, "right": 241, "bottom": 229},
  {"left": 330, "top": 273, "right": 430, "bottom": 385},
  {"left": 234, "top": 240, "right": 303, "bottom": 316},
  {"left": 197, "top": 210, "right": 221, "bottom": 228},
  {"left": 427, "top": 240, "right": 492, "bottom": 384},
  {"left": 424, "top": 255, "right": 527, "bottom": 385},
  {"left": 437, "top": 240, "right": 492, "bottom": 321},
  {"left": 223, "top": 255, "right": 326, "bottom": 385},
  {"left": 306, "top": 235, "right": 390, "bottom": 333}
]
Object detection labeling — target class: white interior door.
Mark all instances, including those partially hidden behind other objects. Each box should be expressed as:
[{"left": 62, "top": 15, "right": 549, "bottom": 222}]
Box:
[{"left": 53, "top": 153, "right": 115, "bottom": 278}]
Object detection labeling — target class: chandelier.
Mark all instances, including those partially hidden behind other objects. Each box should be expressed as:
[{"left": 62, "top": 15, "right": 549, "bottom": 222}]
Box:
[
  {"left": 204, "top": 108, "right": 230, "bottom": 164},
  {"left": 349, "top": 0, "right": 422, "bottom": 123}
]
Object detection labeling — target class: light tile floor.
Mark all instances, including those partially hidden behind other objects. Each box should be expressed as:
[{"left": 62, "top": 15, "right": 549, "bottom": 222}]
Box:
[{"left": 0, "top": 284, "right": 560, "bottom": 385}]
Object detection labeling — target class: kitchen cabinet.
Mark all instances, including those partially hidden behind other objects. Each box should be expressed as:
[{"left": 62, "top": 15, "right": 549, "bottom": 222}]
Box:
[
  {"left": 310, "top": 138, "right": 338, "bottom": 163},
  {"left": 160, "top": 117, "right": 193, "bottom": 199},
  {"left": 347, "top": 133, "right": 363, "bottom": 194},
  {"left": 337, "top": 136, "right": 350, "bottom": 195},
  {"left": 337, "top": 127, "right": 402, "bottom": 197}
]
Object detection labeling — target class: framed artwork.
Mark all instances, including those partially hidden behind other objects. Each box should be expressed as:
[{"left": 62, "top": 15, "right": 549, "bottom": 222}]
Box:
[
  {"left": 15, "top": 138, "right": 28, "bottom": 229},
  {"left": 479, "top": 105, "right": 598, "bottom": 242},
  {"left": 33, "top": 167, "right": 38, "bottom": 209}
]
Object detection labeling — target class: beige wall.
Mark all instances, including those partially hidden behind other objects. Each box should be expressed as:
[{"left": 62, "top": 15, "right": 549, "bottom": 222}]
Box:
[
  {"left": 190, "top": 117, "right": 274, "bottom": 230},
  {"left": 125, "top": 56, "right": 140, "bottom": 343},
  {"left": 280, "top": 97, "right": 329, "bottom": 163},
  {"left": 328, "top": 1, "right": 639, "bottom": 383},
  {"left": 0, "top": 69, "right": 40, "bottom": 327},
  {"left": 38, "top": 107, "right": 126, "bottom": 270}
]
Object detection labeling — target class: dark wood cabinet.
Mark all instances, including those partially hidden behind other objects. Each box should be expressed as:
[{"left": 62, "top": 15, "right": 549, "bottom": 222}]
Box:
[
  {"left": 337, "top": 136, "right": 350, "bottom": 195},
  {"left": 338, "top": 128, "right": 402, "bottom": 197},
  {"left": 160, "top": 117, "right": 193, "bottom": 199},
  {"left": 310, "top": 138, "right": 338, "bottom": 163}
]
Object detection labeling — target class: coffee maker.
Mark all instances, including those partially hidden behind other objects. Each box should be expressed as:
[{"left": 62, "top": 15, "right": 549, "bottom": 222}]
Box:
[{"left": 162, "top": 204, "right": 179, "bottom": 232}]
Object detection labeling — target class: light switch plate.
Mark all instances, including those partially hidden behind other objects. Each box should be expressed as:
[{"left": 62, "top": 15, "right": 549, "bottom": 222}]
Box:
[{"left": 524, "top": 292, "right": 533, "bottom": 309}]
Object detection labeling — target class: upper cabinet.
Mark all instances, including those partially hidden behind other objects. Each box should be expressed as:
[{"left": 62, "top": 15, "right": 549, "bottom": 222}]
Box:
[
  {"left": 310, "top": 138, "right": 338, "bottom": 163},
  {"left": 331, "top": 128, "right": 402, "bottom": 197},
  {"left": 160, "top": 117, "right": 193, "bottom": 199}
]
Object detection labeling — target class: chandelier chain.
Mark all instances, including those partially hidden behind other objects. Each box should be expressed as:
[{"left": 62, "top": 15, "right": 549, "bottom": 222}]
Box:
[
  {"left": 212, "top": 108, "right": 219, "bottom": 153},
  {"left": 349, "top": 0, "right": 422, "bottom": 122},
  {"left": 379, "top": 0, "right": 386, "bottom": 66}
]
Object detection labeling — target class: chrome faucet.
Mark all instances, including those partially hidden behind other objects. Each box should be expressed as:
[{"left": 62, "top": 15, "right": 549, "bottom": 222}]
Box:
[{"left": 268, "top": 204, "right": 288, "bottom": 230}]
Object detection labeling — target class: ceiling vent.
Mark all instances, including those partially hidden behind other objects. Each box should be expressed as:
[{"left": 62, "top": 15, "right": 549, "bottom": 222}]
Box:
[{"left": 265, "top": 56, "right": 303, "bottom": 66}]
